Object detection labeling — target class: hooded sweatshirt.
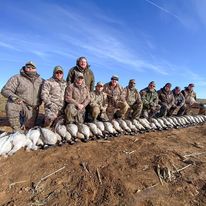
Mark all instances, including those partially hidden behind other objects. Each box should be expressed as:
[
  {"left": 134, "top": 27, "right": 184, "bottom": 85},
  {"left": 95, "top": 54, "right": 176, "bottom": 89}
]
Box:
[{"left": 1, "top": 68, "right": 43, "bottom": 107}]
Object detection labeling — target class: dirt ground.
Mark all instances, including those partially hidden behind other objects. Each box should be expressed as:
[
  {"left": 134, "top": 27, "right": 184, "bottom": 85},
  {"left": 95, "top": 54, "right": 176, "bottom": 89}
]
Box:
[{"left": 1, "top": 117, "right": 206, "bottom": 206}]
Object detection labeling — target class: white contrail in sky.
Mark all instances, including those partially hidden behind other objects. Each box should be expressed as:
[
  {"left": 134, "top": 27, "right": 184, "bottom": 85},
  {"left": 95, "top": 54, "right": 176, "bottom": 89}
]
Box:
[{"left": 144, "top": 0, "right": 182, "bottom": 23}]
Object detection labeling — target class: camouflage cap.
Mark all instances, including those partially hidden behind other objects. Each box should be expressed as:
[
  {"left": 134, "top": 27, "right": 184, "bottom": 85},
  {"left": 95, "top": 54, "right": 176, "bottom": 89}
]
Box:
[
  {"left": 188, "top": 83, "right": 195, "bottom": 87},
  {"left": 175, "top": 86, "right": 181, "bottom": 91},
  {"left": 111, "top": 75, "right": 119, "bottom": 81},
  {"left": 53, "top": 65, "right": 63, "bottom": 73},
  {"left": 149, "top": 81, "right": 155, "bottom": 86},
  {"left": 75, "top": 71, "right": 84, "bottom": 79},
  {"left": 165, "top": 83, "right": 172, "bottom": 88},
  {"left": 96, "top": 81, "right": 104, "bottom": 87},
  {"left": 129, "top": 79, "right": 136, "bottom": 83},
  {"left": 25, "top": 61, "right": 36, "bottom": 68}
]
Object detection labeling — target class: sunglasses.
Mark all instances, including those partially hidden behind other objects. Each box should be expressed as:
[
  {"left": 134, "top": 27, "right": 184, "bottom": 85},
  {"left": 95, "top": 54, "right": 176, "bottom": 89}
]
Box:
[
  {"left": 55, "top": 71, "right": 63, "bottom": 74},
  {"left": 26, "top": 66, "right": 36, "bottom": 69},
  {"left": 149, "top": 85, "right": 155, "bottom": 88}
]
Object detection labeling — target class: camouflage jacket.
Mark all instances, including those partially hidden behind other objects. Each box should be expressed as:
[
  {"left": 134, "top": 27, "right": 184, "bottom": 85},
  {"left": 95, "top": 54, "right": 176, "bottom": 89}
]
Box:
[
  {"left": 65, "top": 82, "right": 90, "bottom": 108},
  {"left": 123, "top": 86, "right": 142, "bottom": 106},
  {"left": 140, "top": 87, "right": 159, "bottom": 109},
  {"left": 41, "top": 77, "right": 67, "bottom": 110},
  {"left": 104, "top": 82, "right": 125, "bottom": 106},
  {"left": 182, "top": 87, "right": 197, "bottom": 104},
  {"left": 1, "top": 68, "right": 43, "bottom": 107},
  {"left": 158, "top": 87, "right": 175, "bottom": 108},
  {"left": 90, "top": 91, "right": 108, "bottom": 111},
  {"left": 66, "top": 66, "right": 95, "bottom": 91},
  {"left": 172, "top": 90, "right": 185, "bottom": 107}
]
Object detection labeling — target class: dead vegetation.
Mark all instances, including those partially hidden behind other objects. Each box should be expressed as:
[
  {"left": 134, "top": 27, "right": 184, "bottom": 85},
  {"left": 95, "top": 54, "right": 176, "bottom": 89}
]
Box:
[{"left": 1, "top": 95, "right": 206, "bottom": 205}]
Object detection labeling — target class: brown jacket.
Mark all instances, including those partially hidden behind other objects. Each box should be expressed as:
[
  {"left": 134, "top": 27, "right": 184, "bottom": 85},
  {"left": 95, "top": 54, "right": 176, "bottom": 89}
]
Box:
[
  {"left": 104, "top": 82, "right": 125, "bottom": 107},
  {"left": 65, "top": 82, "right": 90, "bottom": 108},
  {"left": 158, "top": 87, "right": 175, "bottom": 109},
  {"left": 182, "top": 87, "right": 197, "bottom": 105}
]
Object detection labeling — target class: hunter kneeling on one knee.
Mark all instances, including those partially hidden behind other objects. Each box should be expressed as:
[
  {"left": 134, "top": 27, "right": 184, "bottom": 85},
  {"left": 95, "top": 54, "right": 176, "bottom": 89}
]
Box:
[{"left": 89, "top": 81, "right": 109, "bottom": 122}]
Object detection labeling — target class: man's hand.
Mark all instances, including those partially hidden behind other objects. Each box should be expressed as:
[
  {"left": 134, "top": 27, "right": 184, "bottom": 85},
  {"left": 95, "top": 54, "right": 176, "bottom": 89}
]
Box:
[
  {"left": 101, "top": 107, "right": 107, "bottom": 113},
  {"left": 15, "top": 98, "right": 23, "bottom": 104},
  {"left": 77, "top": 104, "right": 84, "bottom": 111},
  {"left": 10, "top": 96, "right": 23, "bottom": 104},
  {"left": 172, "top": 105, "right": 177, "bottom": 109}
]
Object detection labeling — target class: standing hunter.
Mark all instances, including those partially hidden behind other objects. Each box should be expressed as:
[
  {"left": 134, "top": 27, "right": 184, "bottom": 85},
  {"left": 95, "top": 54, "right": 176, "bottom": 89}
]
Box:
[
  {"left": 104, "top": 75, "right": 129, "bottom": 120},
  {"left": 123, "top": 79, "right": 142, "bottom": 119},
  {"left": 1, "top": 61, "right": 43, "bottom": 132},
  {"left": 66, "top": 56, "right": 95, "bottom": 91},
  {"left": 41, "top": 66, "right": 67, "bottom": 127}
]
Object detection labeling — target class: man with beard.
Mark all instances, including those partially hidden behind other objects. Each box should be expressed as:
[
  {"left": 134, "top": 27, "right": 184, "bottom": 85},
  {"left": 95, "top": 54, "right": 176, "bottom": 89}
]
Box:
[
  {"left": 66, "top": 56, "right": 95, "bottom": 91},
  {"left": 41, "top": 66, "right": 67, "bottom": 127},
  {"left": 140, "top": 81, "right": 160, "bottom": 119},
  {"left": 104, "top": 75, "right": 129, "bottom": 120},
  {"left": 123, "top": 79, "right": 142, "bottom": 119},
  {"left": 157, "top": 83, "right": 175, "bottom": 117},
  {"left": 181, "top": 83, "right": 199, "bottom": 115},
  {"left": 1, "top": 61, "right": 43, "bottom": 132},
  {"left": 168, "top": 86, "right": 185, "bottom": 116}
]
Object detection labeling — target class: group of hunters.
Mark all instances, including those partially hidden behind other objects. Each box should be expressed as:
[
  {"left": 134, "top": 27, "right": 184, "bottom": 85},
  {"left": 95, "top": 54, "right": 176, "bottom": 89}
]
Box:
[{"left": 1, "top": 57, "right": 201, "bottom": 133}]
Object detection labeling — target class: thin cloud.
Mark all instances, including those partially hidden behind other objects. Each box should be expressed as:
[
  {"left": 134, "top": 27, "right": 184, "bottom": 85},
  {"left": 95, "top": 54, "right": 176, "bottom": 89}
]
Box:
[
  {"left": 144, "top": 0, "right": 183, "bottom": 23},
  {"left": 0, "top": 41, "right": 21, "bottom": 51},
  {"left": 0, "top": 1, "right": 174, "bottom": 76},
  {"left": 177, "top": 66, "right": 206, "bottom": 86}
]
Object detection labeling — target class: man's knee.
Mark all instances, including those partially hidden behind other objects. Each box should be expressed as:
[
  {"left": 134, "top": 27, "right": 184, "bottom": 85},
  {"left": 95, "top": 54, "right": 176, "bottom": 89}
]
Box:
[
  {"left": 65, "top": 104, "right": 78, "bottom": 123},
  {"left": 118, "top": 101, "right": 129, "bottom": 114},
  {"left": 65, "top": 104, "right": 77, "bottom": 115},
  {"left": 91, "top": 106, "right": 100, "bottom": 119}
]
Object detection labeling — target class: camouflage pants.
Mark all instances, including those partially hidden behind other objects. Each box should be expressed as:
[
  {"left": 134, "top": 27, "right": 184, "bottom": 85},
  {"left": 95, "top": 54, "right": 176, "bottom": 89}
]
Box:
[
  {"left": 168, "top": 105, "right": 186, "bottom": 116},
  {"left": 156, "top": 104, "right": 170, "bottom": 117},
  {"left": 44, "top": 106, "right": 62, "bottom": 127},
  {"left": 90, "top": 105, "right": 109, "bottom": 121},
  {"left": 106, "top": 101, "right": 129, "bottom": 120},
  {"left": 126, "top": 102, "right": 143, "bottom": 119},
  {"left": 184, "top": 102, "right": 199, "bottom": 115},
  {"left": 141, "top": 105, "right": 160, "bottom": 119},
  {"left": 65, "top": 104, "right": 85, "bottom": 124},
  {"left": 6, "top": 101, "right": 38, "bottom": 131}
]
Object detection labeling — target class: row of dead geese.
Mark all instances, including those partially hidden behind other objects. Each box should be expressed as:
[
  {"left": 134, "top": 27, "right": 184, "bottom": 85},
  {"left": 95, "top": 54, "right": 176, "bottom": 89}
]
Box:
[{"left": 0, "top": 114, "right": 206, "bottom": 157}]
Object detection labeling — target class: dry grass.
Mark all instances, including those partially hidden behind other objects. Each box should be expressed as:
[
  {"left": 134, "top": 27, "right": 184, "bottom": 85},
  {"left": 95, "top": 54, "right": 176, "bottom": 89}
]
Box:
[{"left": 0, "top": 94, "right": 6, "bottom": 116}]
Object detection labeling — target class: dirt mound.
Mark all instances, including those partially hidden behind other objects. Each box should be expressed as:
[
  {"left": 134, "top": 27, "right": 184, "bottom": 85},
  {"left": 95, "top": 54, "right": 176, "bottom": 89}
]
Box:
[{"left": 1, "top": 124, "right": 206, "bottom": 206}]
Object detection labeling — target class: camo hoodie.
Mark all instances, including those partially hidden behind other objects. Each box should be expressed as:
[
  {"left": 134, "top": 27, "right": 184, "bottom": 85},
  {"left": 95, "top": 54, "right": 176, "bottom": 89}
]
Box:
[
  {"left": 1, "top": 68, "right": 43, "bottom": 107},
  {"left": 41, "top": 67, "right": 67, "bottom": 110}
]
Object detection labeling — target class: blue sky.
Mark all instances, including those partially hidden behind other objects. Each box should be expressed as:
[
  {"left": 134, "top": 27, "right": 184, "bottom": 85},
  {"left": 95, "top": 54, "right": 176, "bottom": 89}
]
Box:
[{"left": 0, "top": 0, "right": 206, "bottom": 98}]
